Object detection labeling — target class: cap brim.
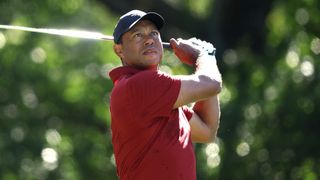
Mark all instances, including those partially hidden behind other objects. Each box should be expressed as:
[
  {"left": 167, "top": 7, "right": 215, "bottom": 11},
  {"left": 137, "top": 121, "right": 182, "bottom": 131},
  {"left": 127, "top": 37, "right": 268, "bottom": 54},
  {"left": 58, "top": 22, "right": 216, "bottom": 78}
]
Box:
[{"left": 140, "top": 12, "right": 164, "bottom": 30}]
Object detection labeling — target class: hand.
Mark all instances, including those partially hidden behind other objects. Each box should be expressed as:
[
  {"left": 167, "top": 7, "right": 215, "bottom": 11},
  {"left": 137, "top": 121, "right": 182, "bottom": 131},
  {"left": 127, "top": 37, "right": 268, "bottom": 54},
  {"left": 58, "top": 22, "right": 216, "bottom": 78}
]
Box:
[
  {"left": 170, "top": 38, "right": 215, "bottom": 66},
  {"left": 187, "top": 38, "right": 216, "bottom": 56},
  {"left": 169, "top": 38, "right": 200, "bottom": 66}
]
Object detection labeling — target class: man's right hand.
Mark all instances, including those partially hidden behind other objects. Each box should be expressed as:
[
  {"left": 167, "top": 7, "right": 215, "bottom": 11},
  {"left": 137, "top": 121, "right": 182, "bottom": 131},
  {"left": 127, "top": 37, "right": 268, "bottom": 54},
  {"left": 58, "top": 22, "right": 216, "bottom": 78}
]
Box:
[
  {"left": 170, "top": 38, "right": 202, "bottom": 66},
  {"left": 169, "top": 38, "right": 215, "bottom": 66}
]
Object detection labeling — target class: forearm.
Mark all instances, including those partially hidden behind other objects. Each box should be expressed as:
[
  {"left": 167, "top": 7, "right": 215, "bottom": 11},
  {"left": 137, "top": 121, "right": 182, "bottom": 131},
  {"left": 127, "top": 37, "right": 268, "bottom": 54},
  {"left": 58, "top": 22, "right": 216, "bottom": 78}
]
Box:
[
  {"left": 192, "top": 95, "right": 220, "bottom": 142},
  {"left": 170, "top": 37, "right": 222, "bottom": 142},
  {"left": 195, "top": 54, "right": 222, "bottom": 85},
  {"left": 172, "top": 54, "right": 222, "bottom": 108}
]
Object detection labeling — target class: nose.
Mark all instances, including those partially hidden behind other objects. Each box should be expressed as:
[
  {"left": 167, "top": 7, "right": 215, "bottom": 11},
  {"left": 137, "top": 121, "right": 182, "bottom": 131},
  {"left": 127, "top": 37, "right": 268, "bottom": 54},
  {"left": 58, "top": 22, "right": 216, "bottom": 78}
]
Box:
[{"left": 144, "top": 34, "right": 155, "bottom": 46}]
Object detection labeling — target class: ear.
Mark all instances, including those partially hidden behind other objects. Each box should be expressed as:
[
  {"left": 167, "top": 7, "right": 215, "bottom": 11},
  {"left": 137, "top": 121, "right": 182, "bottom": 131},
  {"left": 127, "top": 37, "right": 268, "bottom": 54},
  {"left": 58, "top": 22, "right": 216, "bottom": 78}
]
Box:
[{"left": 113, "top": 44, "right": 124, "bottom": 59}]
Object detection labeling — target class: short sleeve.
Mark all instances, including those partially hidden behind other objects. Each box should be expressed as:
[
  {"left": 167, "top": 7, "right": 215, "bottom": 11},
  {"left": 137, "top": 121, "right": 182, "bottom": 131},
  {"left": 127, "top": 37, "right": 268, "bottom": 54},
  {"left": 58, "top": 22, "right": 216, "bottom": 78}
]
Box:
[{"left": 127, "top": 70, "right": 181, "bottom": 118}]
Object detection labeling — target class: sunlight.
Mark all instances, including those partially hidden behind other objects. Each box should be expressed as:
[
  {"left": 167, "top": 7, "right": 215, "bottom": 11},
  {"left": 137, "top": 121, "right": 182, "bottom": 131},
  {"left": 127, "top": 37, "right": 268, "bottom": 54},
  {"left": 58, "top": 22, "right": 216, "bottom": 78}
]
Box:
[
  {"left": 5, "top": 27, "right": 26, "bottom": 45},
  {"left": 30, "top": 47, "right": 47, "bottom": 64},
  {"left": 45, "top": 129, "right": 62, "bottom": 146},
  {"left": 236, "top": 142, "right": 250, "bottom": 157},
  {"left": 206, "top": 143, "right": 219, "bottom": 157},
  {"left": 84, "top": 63, "right": 100, "bottom": 79},
  {"left": 41, "top": 148, "right": 58, "bottom": 163},
  {"left": 48, "top": 68, "right": 63, "bottom": 82},
  {"left": 20, "top": 158, "right": 34, "bottom": 173},
  {"left": 187, "top": 0, "right": 213, "bottom": 18},
  {"left": 205, "top": 143, "right": 221, "bottom": 168},
  {"left": 220, "top": 86, "right": 232, "bottom": 105},
  {"left": 300, "top": 59, "right": 314, "bottom": 77},
  {"left": 310, "top": 38, "right": 320, "bottom": 54},
  {"left": 3, "top": 104, "right": 18, "bottom": 119},
  {"left": 0, "top": 32, "right": 6, "bottom": 49},
  {"left": 286, "top": 50, "right": 299, "bottom": 69},
  {"left": 41, "top": 148, "right": 58, "bottom": 171},
  {"left": 110, "top": 153, "right": 116, "bottom": 167},
  {"left": 207, "top": 154, "right": 221, "bottom": 168},
  {"left": 21, "top": 87, "right": 39, "bottom": 109},
  {"left": 223, "top": 49, "right": 239, "bottom": 67},
  {"left": 264, "top": 86, "right": 278, "bottom": 101},
  {"left": 10, "top": 126, "right": 25, "bottom": 142},
  {"left": 244, "top": 104, "right": 262, "bottom": 120},
  {"left": 101, "top": 64, "right": 116, "bottom": 79},
  {"left": 295, "top": 8, "right": 309, "bottom": 26}
]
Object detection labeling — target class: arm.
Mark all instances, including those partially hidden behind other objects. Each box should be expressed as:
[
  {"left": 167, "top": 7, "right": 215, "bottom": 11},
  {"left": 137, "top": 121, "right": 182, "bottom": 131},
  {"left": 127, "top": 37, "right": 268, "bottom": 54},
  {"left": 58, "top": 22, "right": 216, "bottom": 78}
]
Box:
[
  {"left": 189, "top": 95, "right": 220, "bottom": 143},
  {"left": 171, "top": 38, "right": 222, "bottom": 108},
  {"left": 173, "top": 54, "right": 222, "bottom": 108},
  {"left": 170, "top": 38, "right": 222, "bottom": 143}
]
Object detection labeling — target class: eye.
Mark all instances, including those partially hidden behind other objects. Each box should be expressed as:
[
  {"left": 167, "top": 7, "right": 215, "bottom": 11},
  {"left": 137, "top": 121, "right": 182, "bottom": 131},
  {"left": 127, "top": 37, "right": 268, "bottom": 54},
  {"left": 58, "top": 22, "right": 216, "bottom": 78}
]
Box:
[
  {"left": 133, "top": 32, "right": 143, "bottom": 39},
  {"left": 151, "top": 31, "right": 159, "bottom": 36},
  {"left": 132, "top": 32, "right": 143, "bottom": 39}
]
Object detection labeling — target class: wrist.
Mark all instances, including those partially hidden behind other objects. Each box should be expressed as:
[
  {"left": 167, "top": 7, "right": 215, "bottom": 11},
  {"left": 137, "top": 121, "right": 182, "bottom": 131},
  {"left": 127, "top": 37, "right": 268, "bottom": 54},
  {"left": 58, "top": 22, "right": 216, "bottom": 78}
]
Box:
[{"left": 195, "top": 52, "right": 216, "bottom": 67}]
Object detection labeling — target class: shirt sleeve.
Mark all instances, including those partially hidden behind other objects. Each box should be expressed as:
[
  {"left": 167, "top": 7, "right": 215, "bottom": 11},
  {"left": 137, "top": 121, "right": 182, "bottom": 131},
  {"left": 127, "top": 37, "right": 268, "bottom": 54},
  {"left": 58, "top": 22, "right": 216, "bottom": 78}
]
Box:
[{"left": 127, "top": 70, "right": 181, "bottom": 118}]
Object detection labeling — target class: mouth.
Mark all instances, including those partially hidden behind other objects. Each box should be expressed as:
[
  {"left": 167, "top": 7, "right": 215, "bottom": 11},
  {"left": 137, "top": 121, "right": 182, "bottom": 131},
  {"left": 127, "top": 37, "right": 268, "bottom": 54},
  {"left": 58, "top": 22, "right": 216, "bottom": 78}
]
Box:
[{"left": 142, "top": 48, "right": 158, "bottom": 56}]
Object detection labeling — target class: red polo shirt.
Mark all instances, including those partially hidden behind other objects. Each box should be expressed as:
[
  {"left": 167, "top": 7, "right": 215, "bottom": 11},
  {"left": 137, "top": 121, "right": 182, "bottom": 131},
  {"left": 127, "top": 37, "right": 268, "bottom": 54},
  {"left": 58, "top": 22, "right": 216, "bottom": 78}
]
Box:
[{"left": 109, "top": 66, "right": 196, "bottom": 180}]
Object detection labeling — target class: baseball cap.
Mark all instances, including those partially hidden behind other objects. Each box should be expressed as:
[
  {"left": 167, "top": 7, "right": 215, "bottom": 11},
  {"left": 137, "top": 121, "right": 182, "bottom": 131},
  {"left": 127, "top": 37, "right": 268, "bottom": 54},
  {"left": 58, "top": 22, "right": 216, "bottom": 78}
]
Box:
[{"left": 113, "top": 9, "right": 164, "bottom": 44}]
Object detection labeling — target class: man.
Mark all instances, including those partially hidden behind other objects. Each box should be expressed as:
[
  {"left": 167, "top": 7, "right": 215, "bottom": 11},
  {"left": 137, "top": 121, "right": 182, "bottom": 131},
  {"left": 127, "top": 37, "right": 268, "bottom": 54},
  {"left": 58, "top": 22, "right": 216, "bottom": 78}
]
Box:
[{"left": 109, "top": 9, "right": 222, "bottom": 180}]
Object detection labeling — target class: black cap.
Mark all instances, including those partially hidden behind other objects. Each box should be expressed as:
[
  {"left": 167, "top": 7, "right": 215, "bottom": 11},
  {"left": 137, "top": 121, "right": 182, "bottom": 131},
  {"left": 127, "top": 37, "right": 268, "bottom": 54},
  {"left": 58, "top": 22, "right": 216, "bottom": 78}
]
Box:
[{"left": 113, "top": 10, "right": 164, "bottom": 44}]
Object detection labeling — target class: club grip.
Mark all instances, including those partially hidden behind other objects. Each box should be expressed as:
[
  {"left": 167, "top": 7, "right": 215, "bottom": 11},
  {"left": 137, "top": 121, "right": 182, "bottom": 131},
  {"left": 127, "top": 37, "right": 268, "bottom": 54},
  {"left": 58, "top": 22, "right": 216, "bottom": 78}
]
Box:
[
  {"left": 162, "top": 41, "right": 216, "bottom": 56},
  {"left": 162, "top": 42, "right": 171, "bottom": 49}
]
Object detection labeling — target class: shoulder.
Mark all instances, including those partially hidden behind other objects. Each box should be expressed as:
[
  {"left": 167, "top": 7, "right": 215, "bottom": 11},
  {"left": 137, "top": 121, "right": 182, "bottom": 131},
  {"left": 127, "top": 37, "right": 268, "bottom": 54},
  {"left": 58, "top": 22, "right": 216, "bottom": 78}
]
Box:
[
  {"left": 126, "top": 69, "right": 180, "bottom": 93},
  {"left": 130, "top": 70, "right": 176, "bottom": 84},
  {"left": 134, "top": 69, "right": 166, "bottom": 78}
]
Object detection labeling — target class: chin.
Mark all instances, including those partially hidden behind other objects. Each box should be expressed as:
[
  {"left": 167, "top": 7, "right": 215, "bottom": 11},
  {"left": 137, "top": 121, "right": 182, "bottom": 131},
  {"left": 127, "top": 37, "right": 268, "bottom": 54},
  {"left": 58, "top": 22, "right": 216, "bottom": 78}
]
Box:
[{"left": 144, "top": 57, "right": 161, "bottom": 64}]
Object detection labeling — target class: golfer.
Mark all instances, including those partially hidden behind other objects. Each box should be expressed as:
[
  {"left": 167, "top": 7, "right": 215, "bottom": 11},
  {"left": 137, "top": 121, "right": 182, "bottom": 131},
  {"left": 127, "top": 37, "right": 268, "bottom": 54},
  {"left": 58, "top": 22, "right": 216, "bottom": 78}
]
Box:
[{"left": 109, "top": 9, "right": 222, "bottom": 180}]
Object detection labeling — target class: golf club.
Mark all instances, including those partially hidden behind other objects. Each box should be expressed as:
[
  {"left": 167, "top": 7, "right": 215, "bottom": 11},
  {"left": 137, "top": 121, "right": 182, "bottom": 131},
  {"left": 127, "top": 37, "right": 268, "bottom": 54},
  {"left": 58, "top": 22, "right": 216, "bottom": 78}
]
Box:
[{"left": 0, "top": 24, "right": 171, "bottom": 49}]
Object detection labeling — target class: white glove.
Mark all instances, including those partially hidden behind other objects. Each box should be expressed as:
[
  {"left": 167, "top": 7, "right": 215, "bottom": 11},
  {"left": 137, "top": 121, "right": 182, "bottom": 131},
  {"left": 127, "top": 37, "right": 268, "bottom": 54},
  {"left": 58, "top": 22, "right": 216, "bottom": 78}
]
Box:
[{"left": 188, "top": 38, "right": 216, "bottom": 56}]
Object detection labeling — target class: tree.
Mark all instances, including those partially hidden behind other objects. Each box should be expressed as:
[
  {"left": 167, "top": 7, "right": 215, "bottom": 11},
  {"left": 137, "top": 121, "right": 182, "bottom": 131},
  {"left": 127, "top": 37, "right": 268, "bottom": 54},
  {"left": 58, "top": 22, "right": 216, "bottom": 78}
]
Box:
[{"left": 1, "top": 0, "right": 319, "bottom": 179}]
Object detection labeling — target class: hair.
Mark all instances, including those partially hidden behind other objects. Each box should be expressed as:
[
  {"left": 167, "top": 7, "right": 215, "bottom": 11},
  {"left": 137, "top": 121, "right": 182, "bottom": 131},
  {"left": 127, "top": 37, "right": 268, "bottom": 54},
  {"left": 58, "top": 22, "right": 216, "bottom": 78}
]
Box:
[{"left": 117, "top": 37, "right": 122, "bottom": 44}]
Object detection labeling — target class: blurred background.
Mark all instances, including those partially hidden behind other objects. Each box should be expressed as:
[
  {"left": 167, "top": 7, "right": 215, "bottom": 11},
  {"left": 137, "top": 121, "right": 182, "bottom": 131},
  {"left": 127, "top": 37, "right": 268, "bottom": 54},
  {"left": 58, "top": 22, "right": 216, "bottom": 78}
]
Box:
[{"left": 0, "top": 0, "right": 319, "bottom": 179}]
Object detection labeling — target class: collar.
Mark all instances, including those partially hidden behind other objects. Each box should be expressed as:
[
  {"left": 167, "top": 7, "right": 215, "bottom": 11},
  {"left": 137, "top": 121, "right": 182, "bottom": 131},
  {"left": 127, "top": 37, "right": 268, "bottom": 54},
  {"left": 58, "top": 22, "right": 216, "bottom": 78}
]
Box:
[{"left": 109, "top": 66, "right": 142, "bottom": 84}]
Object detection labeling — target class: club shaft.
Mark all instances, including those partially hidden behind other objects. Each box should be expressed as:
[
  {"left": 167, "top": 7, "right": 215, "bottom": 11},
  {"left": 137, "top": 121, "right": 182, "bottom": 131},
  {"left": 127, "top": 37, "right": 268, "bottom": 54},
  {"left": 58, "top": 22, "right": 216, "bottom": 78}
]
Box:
[{"left": 0, "top": 24, "right": 171, "bottom": 49}]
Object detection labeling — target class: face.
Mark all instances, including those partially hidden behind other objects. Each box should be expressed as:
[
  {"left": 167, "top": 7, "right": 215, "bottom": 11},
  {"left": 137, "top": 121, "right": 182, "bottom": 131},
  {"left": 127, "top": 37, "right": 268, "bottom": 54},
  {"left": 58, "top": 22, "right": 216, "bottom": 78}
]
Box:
[{"left": 113, "top": 20, "right": 163, "bottom": 70}]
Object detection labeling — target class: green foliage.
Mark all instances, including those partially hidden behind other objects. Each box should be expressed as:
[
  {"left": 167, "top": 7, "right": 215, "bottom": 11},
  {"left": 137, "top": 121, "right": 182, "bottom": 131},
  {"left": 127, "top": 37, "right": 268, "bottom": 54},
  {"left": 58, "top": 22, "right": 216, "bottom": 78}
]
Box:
[
  {"left": 1, "top": 0, "right": 320, "bottom": 179},
  {"left": 218, "top": 0, "right": 320, "bottom": 179},
  {"left": 0, "top": 0, "right": 118, "bottom": 179}
]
